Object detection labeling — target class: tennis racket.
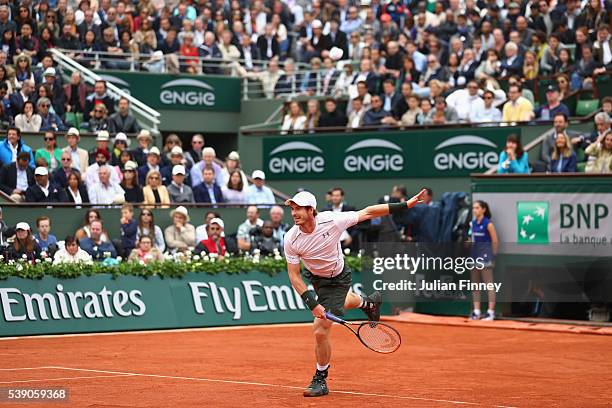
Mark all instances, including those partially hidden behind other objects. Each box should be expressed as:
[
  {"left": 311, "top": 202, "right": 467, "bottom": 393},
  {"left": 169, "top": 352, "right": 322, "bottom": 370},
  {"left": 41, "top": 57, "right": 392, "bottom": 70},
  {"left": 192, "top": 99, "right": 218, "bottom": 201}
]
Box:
[{"left": 325, "top": 311, "right": 401, "bottom": 354}]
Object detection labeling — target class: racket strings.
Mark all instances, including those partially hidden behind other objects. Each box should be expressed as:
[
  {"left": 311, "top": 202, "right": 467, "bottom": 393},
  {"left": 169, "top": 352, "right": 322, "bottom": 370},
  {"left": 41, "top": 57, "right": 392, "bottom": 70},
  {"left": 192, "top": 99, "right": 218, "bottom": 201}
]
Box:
[{"left": 358, "top": 323, "right": 401, "bottom": 353}]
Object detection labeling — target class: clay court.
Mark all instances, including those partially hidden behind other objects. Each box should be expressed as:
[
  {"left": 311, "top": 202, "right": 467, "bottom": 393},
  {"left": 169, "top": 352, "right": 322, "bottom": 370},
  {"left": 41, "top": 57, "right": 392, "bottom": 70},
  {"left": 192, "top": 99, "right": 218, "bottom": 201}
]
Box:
[{"left": 1, "top": 318, "right": 611, "bottom": 408}]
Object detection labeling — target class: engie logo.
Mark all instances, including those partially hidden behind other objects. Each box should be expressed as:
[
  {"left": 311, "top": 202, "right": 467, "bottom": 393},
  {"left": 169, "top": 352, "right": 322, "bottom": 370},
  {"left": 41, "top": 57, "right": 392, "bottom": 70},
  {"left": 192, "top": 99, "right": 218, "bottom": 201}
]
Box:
[
  {"left": 433, "top": 135, "right": 499, "bottom": 171},
  {"left": 159, "top": 79, "right": 216, "bottom": 106},
  {"left": 343, "top": 139, "right": 404, "bottom": 173},
  {"left": 268, "top": 141, "right": 325, "bottom": 174}
]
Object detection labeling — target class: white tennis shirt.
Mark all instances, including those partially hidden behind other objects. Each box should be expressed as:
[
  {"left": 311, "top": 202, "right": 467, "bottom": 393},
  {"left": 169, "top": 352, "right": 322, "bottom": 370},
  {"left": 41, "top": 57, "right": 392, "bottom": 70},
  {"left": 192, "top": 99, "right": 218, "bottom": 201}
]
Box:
[{"left": 284, "top": 211, "right": 359, "bottom": 278}]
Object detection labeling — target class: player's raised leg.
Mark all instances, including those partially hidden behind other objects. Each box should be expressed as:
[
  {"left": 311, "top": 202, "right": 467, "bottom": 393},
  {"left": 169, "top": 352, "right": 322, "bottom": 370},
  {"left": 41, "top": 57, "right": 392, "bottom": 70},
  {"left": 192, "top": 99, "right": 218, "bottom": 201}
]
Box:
[{"left": 344, "top": 290, "right": 382, "bottom": 321}]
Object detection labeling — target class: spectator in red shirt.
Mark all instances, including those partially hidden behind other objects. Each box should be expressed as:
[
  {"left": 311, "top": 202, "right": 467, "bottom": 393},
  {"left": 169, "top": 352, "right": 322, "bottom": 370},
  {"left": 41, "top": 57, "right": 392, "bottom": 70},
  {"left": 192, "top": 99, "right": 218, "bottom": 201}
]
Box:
[{"left": 194, "top": 217, "right": 226, "bottom": 259}]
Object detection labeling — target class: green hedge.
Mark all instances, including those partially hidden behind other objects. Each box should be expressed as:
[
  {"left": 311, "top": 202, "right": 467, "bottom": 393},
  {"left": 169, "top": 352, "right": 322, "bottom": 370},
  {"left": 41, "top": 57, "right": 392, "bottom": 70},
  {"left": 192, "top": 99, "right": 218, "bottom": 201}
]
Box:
[{"left": 0, "top": 253, "right": 363, "bottom": 280}]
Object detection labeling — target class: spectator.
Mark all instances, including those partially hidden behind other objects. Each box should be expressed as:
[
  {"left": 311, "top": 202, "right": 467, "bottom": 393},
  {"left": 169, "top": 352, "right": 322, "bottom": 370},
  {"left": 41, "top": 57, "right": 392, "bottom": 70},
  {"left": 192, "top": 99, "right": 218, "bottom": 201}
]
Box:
[
  {"left": 578, "top": 112, "right": 611, "bottom": 149},
  {"left": 0, "top": 151, "right": 34, "bottom": 202},
  {"left": 363, "top": 94, "right": 391, "bottom": 126},
  {"left": 87, "top": 165, "right": 125, "bottom": 204},
  {"left": 108, "top": 97, "right": 140, "bottom": 134},
  {"left": 593, "top": 24, "right": 612, "bottom": 69},
  {"left": 35, "top": 131, "right": 62, "bottom": 171},
  {"left": 281, "top": 101, "right": 306, "bottom": 134},
  {"left": 237, "top": 205, "right": 264, "bottom": 251},
  {"left": 110, "top": 132, "right": 130, "bottom": 166},
  {"left": 53, "top": 235, "right": 92, "bottom": 264},
  {"left": 84, "top": 80, "right": 115, "bottom": 122},
  {"left": 132, "top": 130, "right": 153, "bottom": 166},
  {"left": 553, "top": 50, "right": 575, "bottom": 76},
  {"left": 539, "top": 113, "right": 581, "bottom": 168},
  {"left": 161, "top": 135, "right": 183, "bottom": 167},
  {"left": 305, "top": 99, "right": 320, "bottom": 132},
  {"left": 138, "top": 146, "right": 162, "bottom": 185},
  {"left": 236, "top": 34, "right": 261, "bottom": 72},
  {"left": 184, "top": 133, "right": 204, "bottom": 168},
  {"left": 380, "top": 79, "right": 401, "bottom": 113},
  {"left": 502, "top": 84, "right": 534, "bottom": 122},
  {"left": 475, "top": 49, "right": 502, "bottom": 82},
  {"left": 320, "top": 56, "right": 341, "bottom": 95},
  {"left": 572, "top": 46, "right": 599, "bottom": 90},
  {"left": 0, "top": 127, "right": 34, "bottom": 168},
  {"left": 472, "top": 90, "right": 503, "bottom": 123},
  {"left": 25, "top": 166, "right": 65, "bottom": 202},
  {"left": 257, "top": 23, "right": 280, "bottom": 60},
  {"left": 235, "top": 55, "right": 281, "bottom": 99},
  {"left": 88, "top": 131, "right": 110, "bottom": 165},
  {"left": 119, "top": 203, "right": 138, "bottom": 257},
  {"left": 540, "top": 33, "right": 563, "bottom": 73},
  {"left": 246, "top": 170, "right": 275, "bottom": 205},
  {"left": 319, "top": 98, "right": 347, "bottom": 127},
  {"left": 220, "top": 151, "right": 247, "bottom": 191},
  {"left": 195, "top": 211, "right": 221, "bottom": 243},
  {"left": 80, "top": 220, "right": 117, "bottom": 260},
  {"left": 198, "top": 31, "right": 223, "bottom": 74},
  {"left": 75, "top": 210, "right": 108, "bottom": 242},
  {"left": 161, "top": 146, "right": 190, "bottom": 185},
  {"left": 549, "top": 133, "right": 577, "bottom": 173},
  {"left": 585, "top": 132, "right": 612, "bottom": 174},
  {"left": 555, "top": 73, "right": 572, "bottom": 100},
  {"left": 85, "top": 148, "right": 120, "bottom": 186},
  {"left": 142, "top": 169, "right": 170, "bottom": 208},
  {"left": 136, "top": 209, "right": 166, "bottom": 252},
  {"left": 34, "top": 216, "right": 58, "bottom": 254},
  {"left": 498, "top": 134, "right": 530, "bottom": 174},
  {"left": 63, "top": 171, "right": 89, "bottom": 204},
  {"left": 387, "top": 94, "right": 422, "bottom": 127},
  {"left": 128, "top": 235, "right": 164, "bottom": 264},
  {"left": 324, "top": 187, "right": 357, "bottom": 248},
  {"left": 274, "top": 58, "right": 300, "bottom": 97},
  {"left": 536, "top": 84, "right": 570, "bottom": 120},
  {"left": 164, "top": 206, "right": 196, "bottom": 254},
  {"left": 500, "top": 42, "right": 523, "bottom": 77},
  {"left": 194, "top": 217, "right": 227, "bottom": 258},
  {"left": 52, "top": 151, "right": 78, "bottom": 189},
  {"left": 269, "top": 205, "right": 287, "bottom": 245},
  {"left": 251, "top": 220, "right": 282, "bottom": 256},
  {"left": 334, "top": 63, "right": 356, "bottom": 97},
  {"left": 38, "top": 97, "right": 66, "bottom": 131},
  {"left": 179, "top": 31, "right": 200, "bottom": 73},
  {"left": 7, "top": 222, "right": 41, "bottom": 262},
  {"left": 41, "top": 67, "right": 66, "bottom": 117},
  {"left": 167, "top": 164, "right": 194, "bottom": 203},
  {"left": 190, "top": 147, "right": 224, "bottom": 187},
  {"left": 347, "top": 97, "right": 366, "bottom": 129},
  {"left": 193, "top": 166, "right": 224, "bottom": 204},
  {"left": 87, "top": 103, "right": 111, "bottom": 132},
  {"left": 13, "top": 54, "right": 35, "bottom": 90},
  {"left": 425, "top": 96, "right": 460, "bottom": 125},
  {"left": 222, "top": 169, "right": 248, "bottom": 204},
  {"left": 120, "top": 160, "right": 144, "bottom": 203},
  {"left": 14, "top": 100, "right": 41, "bottom": 132},
  {"left": 445, "top": 80, "right": 484, "bottom": 122}
]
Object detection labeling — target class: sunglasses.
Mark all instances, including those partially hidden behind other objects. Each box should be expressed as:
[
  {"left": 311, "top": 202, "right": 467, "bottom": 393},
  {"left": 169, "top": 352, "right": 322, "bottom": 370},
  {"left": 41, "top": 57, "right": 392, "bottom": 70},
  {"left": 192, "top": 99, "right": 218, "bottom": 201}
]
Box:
[
  {"left": 40, "top": 104, "right": 50, "bottom": 108},
  {"left": 149, "top": 176, "right": 160, "bottom": 180},
  {"left": 142, "top": 213, "right": 152, "bottom": 216},
  {"left": 94, "top": 109, "right": 103, "bottom": 113},
  {"left": 44, "top": 137, "right": 55, "bottom": 141}
]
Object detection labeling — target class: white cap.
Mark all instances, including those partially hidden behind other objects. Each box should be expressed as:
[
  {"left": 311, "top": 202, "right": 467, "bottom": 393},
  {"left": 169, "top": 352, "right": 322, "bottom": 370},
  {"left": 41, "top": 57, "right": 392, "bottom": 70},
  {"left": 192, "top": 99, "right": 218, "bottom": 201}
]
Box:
[
  {"left": 66, "top": 127, "right": 80, "bottom": 137},
  {"left": 124, "top": 160, "right": 138, "bottom": 171},
  {"left": 172, "top": 164, "right": 186, "bottom": 175},
  {"left": 43, "top": 67, "right": 56, "bottom": 77},
  {"left": 312, "top": 19, "right": 323, "bottom": 29},
  {"left": 34, "top": 166, "right": 49, "bottom": 176},
  {"left": 137, "top": 129, "right": 152, "bottom": 141},
  {"left": 96, "top": 130, "right": 110, "bottom": 141},
  {"left": 149, "top": 146, "right": 161, "bottom": 156},
  {"left": 251, "top": 170, "right": 266, "bottom": 180},
  {"left": 285, "top": 191, "right": 317, "bottom": 208},
  {"left": 209, "top": 217, "right": 225, "bottom": 229},
  {"left": 170, "top": 206, "right": 190, "bottom": 222},
  {"left": 15, "top": 222, "right": 30, "bottom": 230},
  {"left": 227, "top": 151, "right": 240, "bottom": 161},
  {"left": 329, "top": 46, "right": 344, "bottom": 61},
  {"left": 114, "top": 132, "right": 130, "bottom": 146},
  {"left": 170, "top": 146, "right": 184, "bottom": 156}
]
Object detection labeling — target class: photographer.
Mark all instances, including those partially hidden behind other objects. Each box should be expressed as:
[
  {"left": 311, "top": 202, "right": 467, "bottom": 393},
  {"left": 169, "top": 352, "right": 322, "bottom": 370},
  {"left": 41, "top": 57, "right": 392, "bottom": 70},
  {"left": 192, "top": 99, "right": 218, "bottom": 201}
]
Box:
[{"left": 250, "top": 221, "right": 282, "bottom": 257}]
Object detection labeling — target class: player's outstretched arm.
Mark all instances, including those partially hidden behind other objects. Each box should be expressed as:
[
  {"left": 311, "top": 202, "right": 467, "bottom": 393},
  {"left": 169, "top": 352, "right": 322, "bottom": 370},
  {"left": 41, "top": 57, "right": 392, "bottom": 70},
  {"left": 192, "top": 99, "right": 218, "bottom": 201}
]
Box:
[{"left": 357, "top": 189, "right": 428, "bottom": 223}]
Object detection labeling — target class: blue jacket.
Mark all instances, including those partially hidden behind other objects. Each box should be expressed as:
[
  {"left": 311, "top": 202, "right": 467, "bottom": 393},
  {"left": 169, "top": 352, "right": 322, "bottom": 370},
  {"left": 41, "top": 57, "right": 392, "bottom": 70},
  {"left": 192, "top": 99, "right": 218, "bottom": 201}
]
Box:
[
  {"left": 498, "top": 151, "right": 530, "bottom": 174},
  {"left": 0, "top": 138, "right": 35, "bottom": 168},
  {"left": 549, "top": 152, "right": 577, "bottom": 173},
  {"left": 80, "top": 238, "right": 117, "bottom": 260},
  {"left": 193, "top": 182, "right": 224, "bottom": 204}
]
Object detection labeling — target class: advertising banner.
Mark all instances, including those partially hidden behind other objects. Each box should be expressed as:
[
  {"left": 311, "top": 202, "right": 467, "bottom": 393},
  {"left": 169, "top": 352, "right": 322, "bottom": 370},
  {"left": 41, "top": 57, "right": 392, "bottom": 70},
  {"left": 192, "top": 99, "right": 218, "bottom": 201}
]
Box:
[
  {"left": 96, "top": 71, "right": 241, "bottom": 112},
  {"left": 0, "top": 271, "right": 366, "bottom": 337},
  {"left": 262, "top": 128, "right": 518, "bottom": 180}
]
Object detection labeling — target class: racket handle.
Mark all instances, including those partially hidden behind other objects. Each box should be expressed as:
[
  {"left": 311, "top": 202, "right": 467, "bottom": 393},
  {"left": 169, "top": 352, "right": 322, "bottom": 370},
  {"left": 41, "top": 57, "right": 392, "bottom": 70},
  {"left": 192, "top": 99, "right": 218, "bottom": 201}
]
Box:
[{"left": 325, "top": 311, "right": 346, "bottom": 324}]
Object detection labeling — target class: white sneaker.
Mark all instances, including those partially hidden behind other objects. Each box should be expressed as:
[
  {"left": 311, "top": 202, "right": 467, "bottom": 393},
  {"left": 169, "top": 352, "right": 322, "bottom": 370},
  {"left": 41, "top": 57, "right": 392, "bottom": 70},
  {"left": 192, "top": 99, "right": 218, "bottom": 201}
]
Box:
[{"left": 482, "top": 311, "right": 495, "bottom": 321}]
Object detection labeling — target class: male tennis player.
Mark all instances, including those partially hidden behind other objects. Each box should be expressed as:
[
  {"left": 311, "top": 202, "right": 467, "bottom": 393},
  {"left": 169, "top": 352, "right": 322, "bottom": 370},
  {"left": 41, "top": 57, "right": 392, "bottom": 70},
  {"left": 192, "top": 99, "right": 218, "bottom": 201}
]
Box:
[{"left": 284, "top": 188, "right": 427, "bottom": 397}]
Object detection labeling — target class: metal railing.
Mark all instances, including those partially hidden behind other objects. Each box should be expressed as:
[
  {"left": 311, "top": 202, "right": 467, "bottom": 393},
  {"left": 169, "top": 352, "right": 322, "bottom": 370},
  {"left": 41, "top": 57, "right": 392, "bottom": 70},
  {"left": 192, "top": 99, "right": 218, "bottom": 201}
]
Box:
[{"left": 50, "top": 48, "right": 161, "bottom": 133}]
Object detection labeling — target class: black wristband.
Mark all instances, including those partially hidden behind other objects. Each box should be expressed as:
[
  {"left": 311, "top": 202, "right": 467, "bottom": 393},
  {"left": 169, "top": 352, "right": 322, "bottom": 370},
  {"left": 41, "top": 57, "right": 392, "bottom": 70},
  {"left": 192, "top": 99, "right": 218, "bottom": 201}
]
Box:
[
  {"left": 389, "top": 202, "right": 408, "bottom": 215},
  {"left": 301, "top": 290, "right": 319, "bottom": 310}
]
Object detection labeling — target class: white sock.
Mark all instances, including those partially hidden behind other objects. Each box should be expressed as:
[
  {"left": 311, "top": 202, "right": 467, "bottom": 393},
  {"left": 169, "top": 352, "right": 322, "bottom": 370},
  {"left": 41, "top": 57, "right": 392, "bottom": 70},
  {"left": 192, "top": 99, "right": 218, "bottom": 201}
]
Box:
[
  {"left": 487, "top": 309, "right": 495, "bottom": 315},
  {"left": 316, "top": 363, "right": 329, "bottom": 372},
  {"left": 473, "top": 309, "right": 481, "bottom": 315}
]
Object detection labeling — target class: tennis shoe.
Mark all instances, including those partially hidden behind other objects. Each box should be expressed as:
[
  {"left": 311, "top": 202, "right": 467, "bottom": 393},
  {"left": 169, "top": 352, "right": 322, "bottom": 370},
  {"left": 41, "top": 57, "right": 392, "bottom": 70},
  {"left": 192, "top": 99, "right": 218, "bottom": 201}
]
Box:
[
  {"left": 303, "top": 369, "right": 329, "bottom": 397},
  {"left": 362, "top": 291, "right": 382, "bottom": 322},
  {"left": 469, "top": 311, "right": 481, "bottom": 320},
  {"left": 483, "top": 311, "right": 495, "bottom": 321}
]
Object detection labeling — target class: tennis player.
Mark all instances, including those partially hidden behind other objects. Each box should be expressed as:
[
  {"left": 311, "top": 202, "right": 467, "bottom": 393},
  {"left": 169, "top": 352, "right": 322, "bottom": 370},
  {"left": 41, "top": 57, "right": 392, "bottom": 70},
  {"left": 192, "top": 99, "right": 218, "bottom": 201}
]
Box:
[{"left": 284, "top": 188, "right": 427, "bottom": 397}]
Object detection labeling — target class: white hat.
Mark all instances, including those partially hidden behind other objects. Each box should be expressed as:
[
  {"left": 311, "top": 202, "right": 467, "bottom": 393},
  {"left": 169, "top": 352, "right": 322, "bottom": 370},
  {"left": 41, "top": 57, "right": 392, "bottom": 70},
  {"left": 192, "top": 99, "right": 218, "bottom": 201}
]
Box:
[
  {"left": 149, "top": 146, "right": 161, "bottom": 156},
  {"left": 34, "top": 166, "right": 49, "bottom": 176},
  {"left": 43, "top": 67, "right": 56, "bottom": 77},
  {"left": 113, "top": 132, "right": 131, "bottom": 146},
  {"left": 172, "top": 164, "right": 186, "bottom": 175},
  {"left": 329, "top": 46, "right": 344, "bottom": 61},
  {"left": 227, "top": 151, "right": 240, "bottom": 161},
  {"left": 170, "top": 146, "right": 184, "bottom": 156},
  {"left": 285, "top": 191, "right": 317, "bottom": 208},
  {"left": 66, "top": 127, "right": 80, "bottom": 137},
  {"left": 137, "top": 129, "right": 152, "bottom": 141},
  {"left": 96, "top": 130, "right": 110, "bottom": 141},
  {"left": 312, "top": 19, "right": 323, "bottom": 29},
  {"left": 251, "top": 170, "right": 266, "bottom": 180},
  {"left": 124, "top": 160, "right": 138, "bottom": 171},
  {"left": 209, "top": 217, "right": 225, "bottom": 229},
  {"left": 170, "top": 206, "right": 190, "bottom": 222},
  {"left": 15, "top": 222, "right": 30, "bottom": 231}
]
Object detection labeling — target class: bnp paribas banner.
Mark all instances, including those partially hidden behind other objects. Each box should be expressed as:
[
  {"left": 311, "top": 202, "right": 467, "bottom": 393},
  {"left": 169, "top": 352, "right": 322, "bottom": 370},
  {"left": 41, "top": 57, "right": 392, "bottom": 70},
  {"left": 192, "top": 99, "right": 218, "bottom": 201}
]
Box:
[
  {"left": 0, "top": 271, "right": 366, "bottom": 337},
  {"left": 262, "top": 128, "right": 517, "bottom": 179},
  {"left": 96, "top": 71, "right": 241, "bottom": 112},
  {"left": 472, "top": 192, "right": 612, "bottom": 248}
]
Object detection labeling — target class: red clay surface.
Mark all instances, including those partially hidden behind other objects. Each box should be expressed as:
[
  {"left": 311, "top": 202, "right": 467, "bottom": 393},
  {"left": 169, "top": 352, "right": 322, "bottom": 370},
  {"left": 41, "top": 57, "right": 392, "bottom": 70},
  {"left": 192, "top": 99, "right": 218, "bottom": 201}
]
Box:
[{"left": 1, "top": 322, "right": 611, "bottom": 408}]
